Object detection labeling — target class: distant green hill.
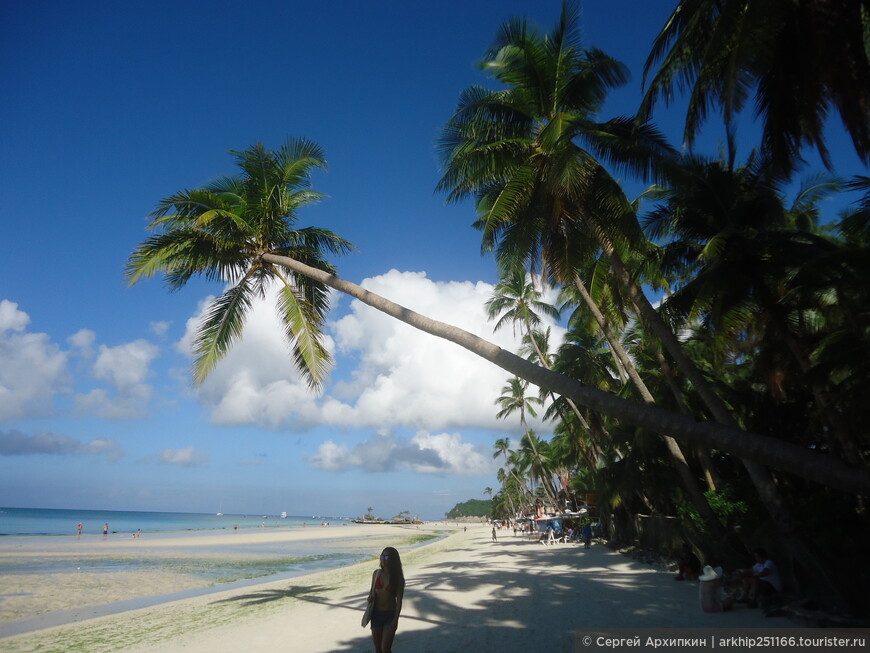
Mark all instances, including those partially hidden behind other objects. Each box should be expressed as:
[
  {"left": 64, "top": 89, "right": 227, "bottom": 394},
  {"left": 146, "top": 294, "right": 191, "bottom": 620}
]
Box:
[{"left": 445, "top": 499, "right": 491, "bottom": 519}]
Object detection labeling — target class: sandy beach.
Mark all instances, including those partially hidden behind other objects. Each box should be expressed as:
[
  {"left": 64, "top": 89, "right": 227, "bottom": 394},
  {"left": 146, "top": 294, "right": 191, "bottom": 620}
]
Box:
[{"left": 0, "top": 523, "right": 794, "bottom": 652}]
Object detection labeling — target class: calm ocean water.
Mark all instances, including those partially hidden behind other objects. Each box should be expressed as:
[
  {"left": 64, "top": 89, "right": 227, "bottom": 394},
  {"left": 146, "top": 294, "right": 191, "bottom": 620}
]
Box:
[{"left": 0, "top": 506, "right": 345, "bottom": 537}]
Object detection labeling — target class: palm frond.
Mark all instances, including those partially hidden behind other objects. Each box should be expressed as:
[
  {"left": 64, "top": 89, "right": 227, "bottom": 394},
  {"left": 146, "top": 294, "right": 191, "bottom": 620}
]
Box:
[
  {"left": 275, "top": 281, "right": 332, "bottom": 391},
  {"left": 192, "top": 275, "right": 257, "bottom": 384}
]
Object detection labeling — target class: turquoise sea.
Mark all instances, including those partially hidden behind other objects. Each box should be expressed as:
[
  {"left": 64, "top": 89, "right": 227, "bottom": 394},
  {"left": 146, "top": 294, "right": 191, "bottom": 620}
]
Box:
[
  {"left": 0, "top": 506, "right": 345, "bottom": 537},
  {"left": 0, "top": 507, "right": 429, "bottom": 637}
]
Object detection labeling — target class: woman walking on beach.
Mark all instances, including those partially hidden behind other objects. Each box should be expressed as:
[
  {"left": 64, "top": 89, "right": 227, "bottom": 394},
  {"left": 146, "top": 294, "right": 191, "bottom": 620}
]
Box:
[{"left": 368, "top": 546, "right": 405, "bottom": 653}]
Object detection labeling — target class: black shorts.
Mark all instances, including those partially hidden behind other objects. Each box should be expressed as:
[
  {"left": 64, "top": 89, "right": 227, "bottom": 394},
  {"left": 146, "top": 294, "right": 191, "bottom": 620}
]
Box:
[{"left": 370, "top": 609, "right": 396, "bottom": 629}]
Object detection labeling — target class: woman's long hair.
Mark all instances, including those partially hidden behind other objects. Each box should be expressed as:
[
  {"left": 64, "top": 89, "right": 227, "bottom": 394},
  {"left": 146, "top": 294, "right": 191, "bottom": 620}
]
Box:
[{"left": 381, "top": 546, "right": 405, "bottom": 597}]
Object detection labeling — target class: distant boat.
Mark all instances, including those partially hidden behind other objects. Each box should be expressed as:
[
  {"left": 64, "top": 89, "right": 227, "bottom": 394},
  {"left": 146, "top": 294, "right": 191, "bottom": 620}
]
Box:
[
  {"left": 216, "top": 512, "right": 223, "bottom": 516},
  {"left": 280, "top": 511, "right": 287, "bottom": 519}
]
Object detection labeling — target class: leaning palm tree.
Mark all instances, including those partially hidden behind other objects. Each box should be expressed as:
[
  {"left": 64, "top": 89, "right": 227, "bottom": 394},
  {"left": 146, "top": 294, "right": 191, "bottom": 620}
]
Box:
[
  {"left": 126, "top": 139, "right": 353, "bottom": 389},
  {"left": 438, "top": 2, "right": 745, "bottom": 544},
  {"left": 126, "top": 140, "right": 870, "bottom": 497},
  {"left": 435, "top": 2, "right": 738, "bottom": 428}
]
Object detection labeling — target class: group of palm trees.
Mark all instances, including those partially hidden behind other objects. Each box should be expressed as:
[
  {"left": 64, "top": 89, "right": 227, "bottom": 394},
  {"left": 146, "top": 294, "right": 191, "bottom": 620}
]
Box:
[{"left": 128, "top": 2, "right": 869, "bottom": 613}]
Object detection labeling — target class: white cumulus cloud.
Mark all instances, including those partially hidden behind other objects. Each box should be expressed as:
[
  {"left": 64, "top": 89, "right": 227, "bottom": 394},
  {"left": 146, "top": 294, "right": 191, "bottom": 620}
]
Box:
[
  {"left": 0, "top": 300, "right": 72, "bottom": 422},
  {"left": 74, "top": 339, "right": 159, "bottom": 419},
  {"left": 182, "top": 270, "right": 562, "bottom": 434},
  {"left": 325, "top": 270, "right": 559, "bottom": 431},
  {"left": 309, "top": 430, "right": 494, "bottom": 476},
  {"left": 179, "top": 290, "right": 329, "bottom": 428}
]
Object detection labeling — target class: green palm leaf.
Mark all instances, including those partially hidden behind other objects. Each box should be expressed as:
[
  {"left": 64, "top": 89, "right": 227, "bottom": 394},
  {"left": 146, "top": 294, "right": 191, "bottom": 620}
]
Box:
[
  {"left": 127, "top": 139, "right": 352, "bottom": 389},
  {"left": 193, "top": 275, "right": 257, "bottom": 384}
]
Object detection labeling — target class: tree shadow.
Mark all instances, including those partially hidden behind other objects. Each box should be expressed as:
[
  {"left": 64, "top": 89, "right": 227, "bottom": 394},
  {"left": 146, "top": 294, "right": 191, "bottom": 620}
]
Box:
[
  {"left": 315, "top": 540, "right": 678, "bottom": 652},
  {"left": 211, "top": 584, "right": 341, "bottom": 608},
  {"left": 207, "top": 536, "right": 752, "bottom": 652}
]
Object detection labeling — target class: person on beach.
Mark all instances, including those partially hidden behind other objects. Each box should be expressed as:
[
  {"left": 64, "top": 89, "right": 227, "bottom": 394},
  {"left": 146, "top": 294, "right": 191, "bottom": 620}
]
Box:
[
  {"left": 581, "top": 523, "right": 592, "bottom": 549},
  {"left": 491, "top": 526, "right": 497, "bottom": 542},
  {"left": 737, "top": 548, "right": 782, "bottom": 606},
  {"left": 103, "top": 523, "right": 109, "bottom": 539},
  {"left": 76, "top": 522, "right": 83, "bottom": 538},
  {"left": 674, "top": 542, "right": 700, "bottom": 580},
  {"left": 368, "top": 546, "right": 405, "bottom": 653}
]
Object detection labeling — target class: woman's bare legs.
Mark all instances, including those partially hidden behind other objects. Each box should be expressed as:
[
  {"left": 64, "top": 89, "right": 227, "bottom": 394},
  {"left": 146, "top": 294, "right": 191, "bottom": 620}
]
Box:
[
  {"left": 371, "top": 626, "right": 384, "bottom": 653},
  {"left": 380, "top": 621, "right": 397, "bottom": 653}
]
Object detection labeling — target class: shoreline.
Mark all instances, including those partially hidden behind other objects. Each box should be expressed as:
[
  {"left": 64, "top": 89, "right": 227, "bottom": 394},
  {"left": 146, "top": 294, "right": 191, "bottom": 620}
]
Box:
[
  {"left": 0, "top": 523, "right": 800, "bottom": 652},
  {"left": 0, "top": 523, "right": 442, "bottom": 636}
]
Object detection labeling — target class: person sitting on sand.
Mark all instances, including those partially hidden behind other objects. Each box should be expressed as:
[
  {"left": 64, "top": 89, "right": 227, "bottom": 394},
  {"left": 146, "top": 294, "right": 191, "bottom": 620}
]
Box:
[
  {"left": 367, "top": 546, "right": 405, "bottom": 653},
  {"left": 675, "top": 543, "right": 701, "bottom": 580},
  {"left": 737, "top": 547, "right": 782, "bottom": 606},
  {"left": 699, "top": 564, "right": 738, "bottom": 613}
]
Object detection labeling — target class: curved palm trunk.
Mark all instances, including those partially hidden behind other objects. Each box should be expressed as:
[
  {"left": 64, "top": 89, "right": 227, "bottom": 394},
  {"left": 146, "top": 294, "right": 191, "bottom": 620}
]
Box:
[
  {"left": 261, "top": 252, "right": 870, "bottom": 496},
  {"left": 652, "top": 347, "right": 721, "bottom": 491},
  {"left": 570, "top": 274, "right": 729, "bottom": 542},
  {"left": 520, "top": 430, "right": 562, "bottom": 514},
  {"left": 587, "top": 225, "right": 849, "bottom": 607},
  {"left": 553, "top": 398, "right": 608, "bottom": 467},
  {"left": 524, "top": 323, "right": 617, "bottom": 460}
]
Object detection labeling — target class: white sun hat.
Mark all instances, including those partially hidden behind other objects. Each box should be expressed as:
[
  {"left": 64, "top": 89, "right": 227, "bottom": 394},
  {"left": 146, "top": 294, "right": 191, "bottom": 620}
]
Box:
[{"left": 699, "top": 565, "right": 722, "bottom": 581}]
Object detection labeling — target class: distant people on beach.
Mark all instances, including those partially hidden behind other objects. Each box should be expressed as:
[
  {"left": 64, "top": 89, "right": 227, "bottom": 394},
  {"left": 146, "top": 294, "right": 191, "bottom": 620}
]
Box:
[
  {"left": 76, "top": 522, "right": 83, "bottom": 538},
  {"left": 103, "top": 523, "right": 109, "bottom": 539},
  {"left": 675, "top": 543, "right": 700, "bottom": 580},
  {"left": 367, "top": 546, "right": 405, "bottom": 653}
]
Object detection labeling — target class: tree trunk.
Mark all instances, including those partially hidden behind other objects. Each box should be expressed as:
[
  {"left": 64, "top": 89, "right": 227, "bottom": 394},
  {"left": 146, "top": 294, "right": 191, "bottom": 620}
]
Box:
[
  {"left": 652, "top": 347, "right": 721, "bottom": 491},
  {"left": 569, "top": 275, "right": 730, "bottom": 543},
  {"left": 261, "top": 252, "right": 870, "bottom": 496},
  {"left": 583, "top": 227, "right": 849, "bottom": 608}
]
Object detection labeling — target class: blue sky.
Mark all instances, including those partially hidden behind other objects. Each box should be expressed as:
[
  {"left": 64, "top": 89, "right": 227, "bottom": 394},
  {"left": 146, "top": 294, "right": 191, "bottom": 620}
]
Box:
[{"left": 1, "top": 1, "right": 862, "bottom": 520}]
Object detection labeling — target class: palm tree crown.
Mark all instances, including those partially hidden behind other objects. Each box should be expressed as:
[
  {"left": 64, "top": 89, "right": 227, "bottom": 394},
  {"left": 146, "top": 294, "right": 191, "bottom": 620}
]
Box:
[
  {"left": 437, "top": 1, "right": 671, "bottom": 282},
  {"left": 641, "top": 0, "right": 870, "bottom": 171},
  {"left": 126, "top": 139, "right": 354, "bottom": 389}
]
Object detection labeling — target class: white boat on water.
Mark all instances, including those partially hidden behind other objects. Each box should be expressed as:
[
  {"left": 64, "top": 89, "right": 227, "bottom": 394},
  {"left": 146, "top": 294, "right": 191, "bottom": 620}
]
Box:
[{"left": 280, "top": 511, "right": 287, "bottom": 519}]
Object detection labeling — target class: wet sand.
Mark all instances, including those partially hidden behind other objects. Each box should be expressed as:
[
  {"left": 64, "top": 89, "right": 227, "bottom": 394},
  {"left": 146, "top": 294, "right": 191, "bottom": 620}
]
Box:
[{"left": 0, "top": 523, "right": 794, "bottom": 652}]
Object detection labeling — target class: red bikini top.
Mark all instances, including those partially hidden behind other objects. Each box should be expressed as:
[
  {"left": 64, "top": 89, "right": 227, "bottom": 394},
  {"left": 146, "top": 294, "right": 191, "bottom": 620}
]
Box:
[{"left": 375, "top": 573, "right": 392, "bottom": 592}]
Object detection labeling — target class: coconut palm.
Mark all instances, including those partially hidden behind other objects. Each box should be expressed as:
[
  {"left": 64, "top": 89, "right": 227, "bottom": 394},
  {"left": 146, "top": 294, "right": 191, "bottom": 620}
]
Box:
[
  {"left": 439, "top": 4, "right": 742, "bottom": 539},
  {"left": 641, "top": 0, "right": 870, "bottom": 171},
  {"left": 518, "top": 430, "right": 562, "bottom": 514},
  {"left": 487, "top": 268, "right": 609, "bottom": 461},
  {"left": 128, "top": 140, "right": 870, "bottom": 497},
  {"left": 126, "top": 139, "right": 353, "bottom": 389},
  {"left": 437, "top": 4, "right": 857, "bottom": 594},
  {"left": 486, "top": 267, "right": 559, "bottom": 338},
  {"left": 495, "top": 377, "right": 543, "bottom": 427},
  {"left": 646, "top": 153, "right": 860, "bottom": 461},
  {"left": 435, "top": 1, "right": 749, "bottom": 433}
]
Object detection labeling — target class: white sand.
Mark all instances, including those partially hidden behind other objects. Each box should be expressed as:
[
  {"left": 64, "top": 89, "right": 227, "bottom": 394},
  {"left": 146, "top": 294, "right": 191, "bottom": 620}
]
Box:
[{"left": 0, "top": 524, "right": 793, "bottom": 652}]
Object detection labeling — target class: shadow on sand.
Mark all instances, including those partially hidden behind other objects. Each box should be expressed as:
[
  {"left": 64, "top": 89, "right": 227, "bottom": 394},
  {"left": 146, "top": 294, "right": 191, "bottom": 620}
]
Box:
[{"left": 211, "top": 532, "right": 678, "bottom": 653}]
